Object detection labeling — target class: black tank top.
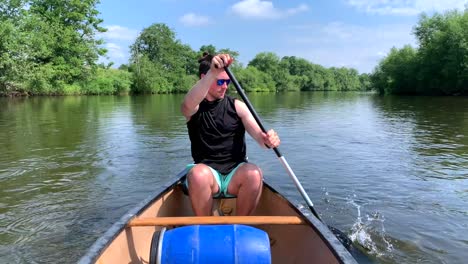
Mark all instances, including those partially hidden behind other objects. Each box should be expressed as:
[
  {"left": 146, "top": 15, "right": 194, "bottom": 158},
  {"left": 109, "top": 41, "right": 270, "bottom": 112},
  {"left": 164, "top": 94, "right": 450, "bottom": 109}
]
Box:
[{"left": 187, "top": 96, "right": 247, "bottom": 174}]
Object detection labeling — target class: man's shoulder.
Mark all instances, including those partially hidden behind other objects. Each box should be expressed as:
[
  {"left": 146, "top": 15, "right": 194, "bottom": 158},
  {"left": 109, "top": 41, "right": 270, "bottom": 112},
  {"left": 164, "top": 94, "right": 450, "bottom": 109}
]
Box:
[
  {"left": 226, "top": 95, "right": 244, "bottom": 105},
  {"left": 225, "top": 95, "right": 236, "bottom": 101}
]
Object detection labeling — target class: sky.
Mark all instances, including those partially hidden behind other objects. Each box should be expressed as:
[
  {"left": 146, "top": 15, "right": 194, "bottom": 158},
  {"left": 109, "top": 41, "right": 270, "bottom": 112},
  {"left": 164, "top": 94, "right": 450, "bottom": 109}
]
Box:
[{"left": 97, "top": 0, "right": 467, "bottom": 73}]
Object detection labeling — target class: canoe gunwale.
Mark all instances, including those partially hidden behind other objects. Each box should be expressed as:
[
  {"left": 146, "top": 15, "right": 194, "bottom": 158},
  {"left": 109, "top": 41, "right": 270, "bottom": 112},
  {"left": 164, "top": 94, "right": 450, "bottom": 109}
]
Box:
[{"left": 79, "top": 170, "right": 358, "bottom": 264}]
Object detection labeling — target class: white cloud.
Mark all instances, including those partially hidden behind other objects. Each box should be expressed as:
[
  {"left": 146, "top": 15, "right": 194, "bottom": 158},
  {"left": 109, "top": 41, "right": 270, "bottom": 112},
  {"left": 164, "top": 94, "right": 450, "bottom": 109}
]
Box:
[
  {"left": 98, "top": 25, "right": 140, "bottom": 66},
  {"left": 347, "top": 0, "right": 467, "bottom": 16},
  {"left": 98, "top": 42, "right": 129, "bottom": 67},
  {"left": 101, "top": 25, "right": 139, "bottom": 41},
  {"left": 231, "top": 0, "right": 308, "bottom": 19},
  {"left": 105, "top": 43, "right": 125, "bottom": 59},
  {"left": 283, "top": 22, "right": 417, "bottom": 73},
  {"left": 179, "top": 13, "right": 212, "bottom": 26}
]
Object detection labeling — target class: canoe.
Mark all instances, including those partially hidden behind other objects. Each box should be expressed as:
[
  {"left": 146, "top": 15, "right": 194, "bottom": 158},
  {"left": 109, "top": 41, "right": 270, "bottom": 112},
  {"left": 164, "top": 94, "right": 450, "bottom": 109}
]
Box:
[{"left": 79, "top": 170, "right": 359, "bottom": 264}]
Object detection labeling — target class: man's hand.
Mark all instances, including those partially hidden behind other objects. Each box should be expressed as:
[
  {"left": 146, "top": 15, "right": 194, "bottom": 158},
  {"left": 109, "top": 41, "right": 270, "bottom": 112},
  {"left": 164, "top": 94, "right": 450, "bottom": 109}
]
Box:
[
  {"left": 262, "top": 129, "right": 280, "bottom": 149},
  {"left": 211, "top": 54, "right": 233, "bottom": 73}
]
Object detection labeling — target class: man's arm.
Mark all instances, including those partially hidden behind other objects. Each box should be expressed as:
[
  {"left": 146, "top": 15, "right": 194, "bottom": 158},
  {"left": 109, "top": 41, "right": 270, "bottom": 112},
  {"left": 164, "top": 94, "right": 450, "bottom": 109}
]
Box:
[
  {"left": 181, "top": 70, "right": 216, "bottom": 120},
  {"left": 181, "top": 54, "right": 233, "bottom": 120},
  {"left": 235, "top": 100, "right": 280, "bottom": 148}
]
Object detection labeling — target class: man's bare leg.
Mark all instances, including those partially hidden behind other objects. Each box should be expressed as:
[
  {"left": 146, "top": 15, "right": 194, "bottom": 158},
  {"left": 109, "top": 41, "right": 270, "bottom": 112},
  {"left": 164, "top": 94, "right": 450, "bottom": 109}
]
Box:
[
  {"left": 227, "top": 163, "right": 263, "bottom": 216},
  {"left": 187, "top": 164, "right": 219, "bottom": 216}
]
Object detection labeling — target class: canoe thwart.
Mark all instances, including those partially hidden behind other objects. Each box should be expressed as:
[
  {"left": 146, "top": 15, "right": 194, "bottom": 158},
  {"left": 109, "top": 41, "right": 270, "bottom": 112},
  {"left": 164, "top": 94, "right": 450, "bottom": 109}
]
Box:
[{"left": 128, "top": 216, "right": 306, "bottom": 227}]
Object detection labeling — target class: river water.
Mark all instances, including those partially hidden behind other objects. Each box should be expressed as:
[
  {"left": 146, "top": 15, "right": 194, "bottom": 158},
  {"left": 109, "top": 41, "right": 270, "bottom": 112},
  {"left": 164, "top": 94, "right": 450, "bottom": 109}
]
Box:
[{"left": 0, "top": 92, "right": 467, "bottom": 263}]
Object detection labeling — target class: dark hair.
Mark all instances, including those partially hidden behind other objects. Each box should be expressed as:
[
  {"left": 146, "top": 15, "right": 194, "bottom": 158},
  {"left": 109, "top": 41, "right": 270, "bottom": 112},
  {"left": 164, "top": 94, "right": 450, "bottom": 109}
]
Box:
[{"left": 198, "top": 52, "right": 213, "bottom": 78}]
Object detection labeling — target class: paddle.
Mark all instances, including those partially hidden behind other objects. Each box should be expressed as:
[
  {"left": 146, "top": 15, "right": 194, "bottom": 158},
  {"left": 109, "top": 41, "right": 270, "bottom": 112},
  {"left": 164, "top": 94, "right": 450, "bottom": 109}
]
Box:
[{"left": 223, "top": 66, "right": 353, "bottom": 248}]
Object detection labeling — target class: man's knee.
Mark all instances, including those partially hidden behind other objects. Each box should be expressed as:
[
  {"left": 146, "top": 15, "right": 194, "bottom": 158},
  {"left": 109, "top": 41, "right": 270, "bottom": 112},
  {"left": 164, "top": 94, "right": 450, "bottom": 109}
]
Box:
[
  {"left": 187, "top": 164, "right": 213, "bottom": 186},
  {"left": 242, "top": 163, "right": 263, "bottom": 185}
]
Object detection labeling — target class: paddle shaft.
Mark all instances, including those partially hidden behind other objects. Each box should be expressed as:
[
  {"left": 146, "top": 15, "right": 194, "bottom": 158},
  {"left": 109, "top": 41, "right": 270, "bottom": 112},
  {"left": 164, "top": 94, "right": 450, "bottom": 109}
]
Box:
[{"left": 224, "top": 67, "right": 322, "bottom": 221}]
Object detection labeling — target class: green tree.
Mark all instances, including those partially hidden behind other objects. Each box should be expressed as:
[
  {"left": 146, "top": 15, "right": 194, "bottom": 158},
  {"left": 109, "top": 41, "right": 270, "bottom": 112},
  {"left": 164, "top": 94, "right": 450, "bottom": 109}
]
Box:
[
  {"left": 28, "top": 0, "right": 106, "bottom": 84},
  {"left": 1, "top": 0, "right": 107, "bottom": 95},
  {"left": 248, "top": 52, "right": 286, "bottom": 91},
  {"left": 330, "top": 67, "right": 361, "bottom": 91},
  {"left": 248, "top": 52, "right": 280, "bottom": 75},
  {"left": 281, "top": 56, "right": 313, "bottom": 76},
  {"left": 197, "top": 45, "right": 242, "bottom": 69},
  {"left": 83, "top": 68, "right": 132, "bottom": 95},
  {"left": 359, "top": 73, "right": 373, "bottom": 91},
  {"left": 233, "top": 66, "right": 276, "bottom": 92},
  {"left": 0, "top": 1, "right": 30, "bottom": 93},
  {"left": 371, "top": 9, "right": 468, "bottom": 95},
  {"left": 130, "top": 23, "right": 184, "bottom": 72},
  {"left": 131, "top": 56, "right": 170, "bottom": 94},
  {"left": 198, "top": 45, "right": 217, "bottom": 56},
  {"left": 130, "top": 23, "right": 198, "bottom": 93},
  {"left": 373, "top": 46, "right": 418, "bottom": 94},
  {"left": 414, "top": 10, "right": 468, "bottom": 94}
]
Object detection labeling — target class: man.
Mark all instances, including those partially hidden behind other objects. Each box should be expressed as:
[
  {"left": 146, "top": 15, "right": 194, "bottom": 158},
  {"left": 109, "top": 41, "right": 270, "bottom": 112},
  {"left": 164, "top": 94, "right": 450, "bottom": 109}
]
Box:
[{"left": 181, "top": 53, "right": 280, "bottom": 216}]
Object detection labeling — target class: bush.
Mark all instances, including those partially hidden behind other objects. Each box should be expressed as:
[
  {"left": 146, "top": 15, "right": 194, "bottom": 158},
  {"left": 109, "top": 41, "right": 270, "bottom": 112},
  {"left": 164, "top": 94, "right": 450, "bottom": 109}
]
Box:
[
  {"left": 63, "top": 83, "right": 82, "bottom": 95},
  {"left": 173, "top": 74, "right": 198, "bottom": 93},
  {"left": 131, "top": 56, "right": 172, "bottom": 94},
  {"left": 27, "top": 64, "right": 55, "bottom": 95},
  {"left": 232, "top": 66, "right": 276, "bottom": 92},
  {"left": 83, "top": 68, "right": 132, "bottom": 95}
]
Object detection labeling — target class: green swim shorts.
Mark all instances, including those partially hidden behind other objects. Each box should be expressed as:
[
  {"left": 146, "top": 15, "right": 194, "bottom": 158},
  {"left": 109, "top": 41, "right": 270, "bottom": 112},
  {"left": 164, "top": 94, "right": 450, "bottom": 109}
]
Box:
[{"left": 184, "top": 163, "right": 245, "bottom": 198}]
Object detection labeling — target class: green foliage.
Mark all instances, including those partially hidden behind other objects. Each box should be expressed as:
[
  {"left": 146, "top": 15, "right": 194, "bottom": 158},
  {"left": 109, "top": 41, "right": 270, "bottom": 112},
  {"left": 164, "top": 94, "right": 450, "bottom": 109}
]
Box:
[
  {"left": 118, "top": 64, "right": 129, "bottom": 71},
  {"left": 247, "top": 53, "right": 366, "bottom": 92},
  {"left": 0, "top": 4, "right": 33, "bottom": 92},
  {"left": 248, "top": 52, "right": 281, "bottom": 75},
  {"left": 1, "top": 2, "right": 373, "bottom": 97},
  {"left": 359, "top": 74, "right": 373, "bottom": 91},
  {"left": 371, "top": 10, "right": 468, "bottom": 95},
  {"left": 3, "top": 1, "right": 464, "bottom": 97},
  {"left": 281, "top": 56, "right": 314, "bottom": 76},
  {"left": 27, "top": 0, "right": 106, "bottom": 80},
  {"left": 0, "top": 0, "right": 107, "bottom": 95},
  {"left": 131, "top": 56, "right": 171, "bottom": 94},
  {"left": 194, "top": 46, "right": 242, "bottom": 70},
  {"left": 128, "top": 26, "right": 246, "bottom": 94},
  {"left": 330, "top": 67, "right": 362, "bottom": 91},
  {"left": 275, "top": 74, "right": 301, "bottom": 92},
  {"left": 129, "top": 23, "right": 199, "bottom": 93},
  {"left": 173, "top": 75, "right": 198, "bottom": 93},
  {"left": 82, "top": 68, "right": 132, "bottom": 95},
  {"left": 372, "top": 46, "right": 418, "bottom": 94},
  {"left": 27, "top": 63, "right": 55, "bottom": 94},
  {"left": 232, "top": 66, "right": 276, "bottom": 92},
  {"left": 130, "top": 23, "right": 195, "bottom": 75},
  {"left": 198, "top": 45, "right": 217, "bottom": 56},
  {"left": 62, "top": 83, "right": 82, "bottom": 95}
]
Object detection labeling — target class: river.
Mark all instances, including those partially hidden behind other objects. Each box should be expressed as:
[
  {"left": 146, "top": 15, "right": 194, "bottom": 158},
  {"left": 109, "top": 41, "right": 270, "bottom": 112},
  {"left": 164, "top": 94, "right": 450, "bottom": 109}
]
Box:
[{"left": 0, "top": 92, "right": 467, "bottom": 263}]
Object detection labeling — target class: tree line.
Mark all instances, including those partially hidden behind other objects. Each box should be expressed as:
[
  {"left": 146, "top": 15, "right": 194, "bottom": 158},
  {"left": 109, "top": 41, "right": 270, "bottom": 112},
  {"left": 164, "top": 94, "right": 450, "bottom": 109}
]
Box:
[
  {"left": 127, "top": 23, "right": 372, "bottom": 94},
  {"left": 0, "top": 0, "right": 370, "bottom": 96},
  {"left": 0, "top": 1, "right": 465, "bottom": 96},
  {"left": 372, "top": 9, "right": 467, "bottom": 95}
]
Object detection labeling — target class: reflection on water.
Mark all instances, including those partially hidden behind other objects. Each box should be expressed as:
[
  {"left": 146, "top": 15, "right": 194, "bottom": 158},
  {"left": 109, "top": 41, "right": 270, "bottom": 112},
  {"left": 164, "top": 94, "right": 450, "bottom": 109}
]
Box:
[
  {"left": 371, "top": 96, "right": 468, "bottom": 180},
  {"left": 0, "top": 93, "right": 467, "bottom": 263}
]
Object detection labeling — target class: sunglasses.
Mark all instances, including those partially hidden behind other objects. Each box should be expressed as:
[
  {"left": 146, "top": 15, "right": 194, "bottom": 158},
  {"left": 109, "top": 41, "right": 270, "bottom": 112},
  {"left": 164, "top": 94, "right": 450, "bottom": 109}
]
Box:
[{"left": 216, "top": 79, "right": 231, "bottom": 86}]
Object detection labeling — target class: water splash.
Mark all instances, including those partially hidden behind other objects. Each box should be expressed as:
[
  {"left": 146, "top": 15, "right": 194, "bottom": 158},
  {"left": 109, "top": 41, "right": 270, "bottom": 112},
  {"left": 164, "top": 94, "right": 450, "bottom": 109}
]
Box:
[
  {"left": 296, "top": 190, "right": 394, "bottom": 259},
  {"left": 348, "top": 198, "right": 394, "bottom": 257},
  {"left": 296, "top": 204, "right": 311, "bottom": 217}
]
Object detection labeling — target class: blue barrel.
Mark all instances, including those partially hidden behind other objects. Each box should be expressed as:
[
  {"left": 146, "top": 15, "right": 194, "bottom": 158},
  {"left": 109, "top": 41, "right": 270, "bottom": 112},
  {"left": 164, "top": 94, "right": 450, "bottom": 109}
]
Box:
[{"left": 158, "top": 224, "right": 271, "bottom": 264}]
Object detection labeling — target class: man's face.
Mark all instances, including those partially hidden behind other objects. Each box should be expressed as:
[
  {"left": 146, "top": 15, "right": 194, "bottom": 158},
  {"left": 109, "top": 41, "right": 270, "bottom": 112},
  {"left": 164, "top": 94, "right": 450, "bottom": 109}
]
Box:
[{"left": 207, "top": 71, "right": 230, "bottom": 101}]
